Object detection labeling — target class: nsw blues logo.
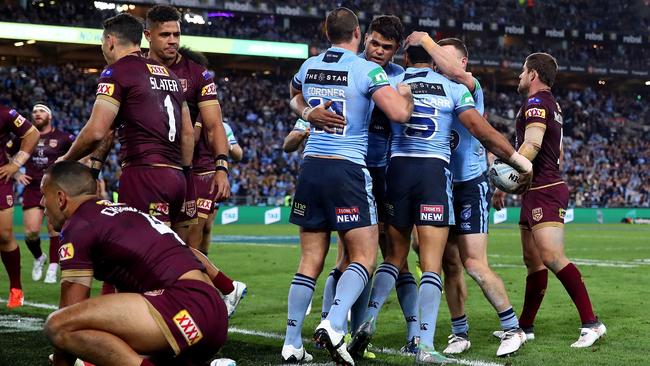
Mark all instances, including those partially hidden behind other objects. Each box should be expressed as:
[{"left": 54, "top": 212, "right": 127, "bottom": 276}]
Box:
[{"left": 461, "top": 205, "right": 472, "bottom": 220}]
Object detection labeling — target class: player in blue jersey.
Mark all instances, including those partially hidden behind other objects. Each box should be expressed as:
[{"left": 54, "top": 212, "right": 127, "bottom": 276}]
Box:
[
  {"left": 281, "top": 8, "right": 414, "bottom": 365},
  {"left": 350, "top": 44, "right": 533, "bottom": 364},
  {"left": 405, "top": 34, "right": 526, "bottom": 357}
]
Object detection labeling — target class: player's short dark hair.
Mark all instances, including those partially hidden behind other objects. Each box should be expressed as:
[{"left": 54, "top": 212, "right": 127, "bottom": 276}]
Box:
[
  {"left": 437, "top": 38, "right": 468, "bottom": 58},
  {"left": 45, "top": 161, "right": 97, "bottom": 197},
  {"left": 326, "top": 7, "right": 359, "bottom": 44},
  {"left": 525, "top": 52, "right": 558, "bottom": 87},
  {"left": 146, "top": 5, "right": 181, "bottom": 29},
  {"left": 406, "top": 45, "right": 432, "bottom": 65},
  {"left": 103, "top": 13, "right": 144, "bottom": 46},
  {"left": 178, "top": 46, "right": 208, "bottom": 67},
  {"left": 368, "top": 15, "right": 404, "bottom": 44}
]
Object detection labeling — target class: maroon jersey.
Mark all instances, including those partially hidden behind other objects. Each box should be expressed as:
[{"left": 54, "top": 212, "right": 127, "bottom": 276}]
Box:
[
  {"left": 0, "top": 106, "right": 35, "bottom": 166},
  {"left": 59, "top": 200, "right": 204, "bottom": 293},
  {"left": 9, "top": 128, "right": 74, "bottom": 186},
  {"left": 515, "top": 90, "right": 563, "bottom": 187},
  {"left": 166, "top": 53, "right": 219, "bottom": 123},
  {"left": 96, "top": 54, "right": 185, "bottom": 167}
]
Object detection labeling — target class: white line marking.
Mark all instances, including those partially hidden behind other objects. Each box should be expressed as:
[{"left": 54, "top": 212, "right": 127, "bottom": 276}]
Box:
[
  {"left": 2, "top": 300, "right": 503, "bottom": 366},
  {"left": 0, "top": 314, "right": 45, "bottom": 333}
]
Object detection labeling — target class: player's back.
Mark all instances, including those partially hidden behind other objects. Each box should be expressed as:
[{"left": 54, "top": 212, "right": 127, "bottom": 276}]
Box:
[
  {"left": 96, "top": 54, "right": 185, "bottom": 167},
  {"left": 60, "top": 200, "right": 203, "bottom": 293},
  {"left": 515, "top": 90, "right": 563, "bottom": 187},
  {"left": 450, "top": 78, "right": 487, "bottom": 182},
  {"left": 293, "top": 47, "right": 390, "bottom": 166},
  {"left": 167, "top": 54, "right": 218, "bottom": 122},
  {"left": 390, "top": 67, "right": 475, "bottom": 162}
]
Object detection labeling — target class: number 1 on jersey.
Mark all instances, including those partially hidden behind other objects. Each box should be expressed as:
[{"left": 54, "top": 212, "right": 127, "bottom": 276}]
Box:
[{"left": 163, "top": 94, "right": 176, "bottom": 142}]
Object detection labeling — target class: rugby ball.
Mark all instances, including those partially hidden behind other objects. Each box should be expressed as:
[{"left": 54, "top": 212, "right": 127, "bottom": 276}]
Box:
[{"left": 488, "top": 159, "right": 522, "bottom": 193}]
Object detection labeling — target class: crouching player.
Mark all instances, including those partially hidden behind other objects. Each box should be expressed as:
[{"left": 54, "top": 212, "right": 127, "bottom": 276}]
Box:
[{"left": 43, "top": 162, "right": 227, "bottom": 366}]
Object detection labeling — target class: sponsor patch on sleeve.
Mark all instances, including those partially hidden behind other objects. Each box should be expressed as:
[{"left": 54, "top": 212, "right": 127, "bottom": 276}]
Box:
[
  {"left": 201, "top": 82, "right": 217, "bottom": 96},
  {"left": 202, "top": 70, "right": 213, "bottom": 80},
  {"left": 96, "top": 83, "right": 115, "bottom": 96},
  {"left": 59, "top": 243, "right": 75, "bottom": 261},
  {"left": 525, "top": 108, "right": 546, "bottom": 119},
  {"left": 527, "top": 97, "right": 542, "bottom": 104},
  {"left": 459, "top": 91, "right": 475, "bottom": 106},
  {"left": 8, "top": 109, "right": 18, "bottom": 117},
  {"left": 173, "top": 309, "right": 203, "bottom": 346},
  {"left": 100, "top": 68, "right": 113, "bottom": 78},
  {"left": 368, "top": 67, "right": 389, "bottom": 86},
  {"left": 146, "top": 64, "right": 170, "bottom": 76},
  {"left": 13, "top": 115, "right": 26, "bottom": 128}
]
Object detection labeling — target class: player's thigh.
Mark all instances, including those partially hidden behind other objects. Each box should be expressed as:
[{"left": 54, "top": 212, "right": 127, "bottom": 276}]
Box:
[
  {"left": 457, "top": 233, "right": 490, "bottom": 268},
  {"left": 188, "top": 217, "right": 207, "bottom": 250},
  {"left": 23, "top": 207, "right": 45, "bottom": 234},
  {"left": 416, "top": 225, "right": 450, "bottom": 273},
  {"left": 384, "top": 224, "right": 412, "bottom": 268},
  {"left": 532, "top": 226, "right": 568, "bottom": 271},
  {"left": 334, "top": 238, "right": 349, "bottom": 270},
  {"left": 0, "top": 207, "right": 14, "bottom": 245},
  {"left": 339, "top": 225, "right": 378, "bottom": 266},
  {"left": 298, "top": 229, "right": 331, "bottom": 277},
  {"left": 47, "top": 293, "right": 169, "bottom": 353},
  {"left": 521, "top": 228, "right": 544, "bottom": 271}
]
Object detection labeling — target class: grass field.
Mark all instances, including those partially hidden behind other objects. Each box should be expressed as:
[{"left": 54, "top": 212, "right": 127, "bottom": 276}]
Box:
[{"left": 1, "top": 223, "right": 649, "bottom": 365}]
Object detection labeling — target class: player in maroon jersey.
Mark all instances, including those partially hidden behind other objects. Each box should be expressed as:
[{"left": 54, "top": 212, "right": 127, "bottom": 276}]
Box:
[
  {"left": 60, "top": 13, "right": 194, "bottom": 228},
  {"left": 11, "top": 103, "right": 74, "bottom": 285},
  {"left": 143, "top": 5, "right": 244, "bottom": 318},
  {"left": 42, "top": 162, "right": 227, "bottom": 366},
  {"left": 493, "top": 53, "right": 605, "bottom": 348},
  {"left": 0, "top": 105, "right": 39, "bottom": 308},
  {"left": 144, "top": 5, "right": 230, "bottom": 243}
]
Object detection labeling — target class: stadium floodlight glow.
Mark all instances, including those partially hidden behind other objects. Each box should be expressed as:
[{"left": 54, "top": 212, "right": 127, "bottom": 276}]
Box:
[
  {"left": 184, "top": 13, "right": 206, "bottom": 25},
  {"left": 94, "top": 1, "right": 116, "bottom": 10},
  {"left": 0, "top": 22, "right": 308, "bottom": 59},
  {"left": 14, "top": 41, "right": 24, "bottom": 47},
  {"left": 26, "top": 40, "right": 36, "bottom": 44},
  {"left": 645, "top": 81, "right": 650, "bottom": 86}
]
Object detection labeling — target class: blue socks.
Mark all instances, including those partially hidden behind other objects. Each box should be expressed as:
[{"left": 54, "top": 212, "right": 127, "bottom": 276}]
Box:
[
  {"left": 396, "top": 271, "right": 420, "bottom": 341},
  {"left": 498, "top": 306, "right": 520, "bottom": 331},
  {"left": 350, "top": 275, "right": 373, "bottom": 335},
  {"left": 284, "top": 273, "right": 316, "bottom": 347},
  {"left": 321, "top": 268, "right": 342, "bottom": 320},
  {"left": 451, "top": 314, "right": 469, "bottom": 336},
  {"left": 419, "top": 272, "right": 443, "bottom": 348},
  {"left": 365, "top": 262, "right": 399, "bottom": 324},
  {"left": 326, "top": 262, "right": 370, "bottom": 332}
]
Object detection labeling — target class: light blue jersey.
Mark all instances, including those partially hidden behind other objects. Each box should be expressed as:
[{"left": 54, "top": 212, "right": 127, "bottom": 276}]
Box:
[
  {"left": 223, "top": 122, "right": 238, "bottom": 145},
  {"left": 450, "top": 78, "right": 487, "bottom": 182},
  {"left": 366, "top": 59, "right": 404, "bottom": 167},
  {"left": 292, "top": 47, "right": 391, "bottom": 166},
  {"left": 390, "top": 67, "right": 476, "bottom": 162}
]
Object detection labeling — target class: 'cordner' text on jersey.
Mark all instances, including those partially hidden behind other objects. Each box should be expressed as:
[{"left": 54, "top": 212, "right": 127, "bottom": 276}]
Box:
[
  {"left": 390, "top": 67, "right": 475, "bottom": 162},
  {"left": 292, "top": 47, "right": 390, "bottom": 166}
]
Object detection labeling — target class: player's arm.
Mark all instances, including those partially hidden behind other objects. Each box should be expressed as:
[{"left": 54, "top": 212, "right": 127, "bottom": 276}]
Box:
[
  {"left": 198, "top": 102, "right": 230, "bottom": 200},
  {"left": 229, "top": 142, "right": 243, "bottom": 162},
  {"left": 283, "top": 130, "right": 309, "bottom": 153},
  {"left": 49, "top": 278, "right": 92, "bottom": 366},
  {"left": 0, "top": 126, "right": 39, "bottom": 182},
  {"left": 518, "top": 124, "right": 546, "bottom": 161},
  {"left": 87, "top": 130, "right": 115, "bottom": 179},
  {"left": 371, "top": 83, "right": 414, "bottom": 123},
  {"left": 458, "top": 109, "right": 532, "bottom": 177},
  {"left": 289, "top": 88, "right": 345, "bottom": 134},
  {"left": 60, "top": 99, "right": 117, "bottom": 162},
  {"left": 179, "top": 102, "right": 194, "bottom": 167},
  {"left": 406, "top": 31, "right": 475, "bottom": 91}
]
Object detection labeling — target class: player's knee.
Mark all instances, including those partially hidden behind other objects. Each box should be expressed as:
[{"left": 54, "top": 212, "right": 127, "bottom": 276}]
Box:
[
  {"left": 465, "top": 259, "right": 489, "bottom": 285},
  {"left": 44, "top": 311, "right": 71, "bottom": 349},
  {"left": 0, "top": 229, "right": 12, "bottom": 246},
  {"left": 25, "top": 231, "right": 39, "bottom": 241},
  {"left": 442, "top": 258, "right": 463, "bottom": 277}
]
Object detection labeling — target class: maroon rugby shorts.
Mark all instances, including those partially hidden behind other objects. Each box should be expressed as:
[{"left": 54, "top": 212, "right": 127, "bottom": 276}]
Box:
[
  {"left": 0, "top": 181, "right": 14, "bottom": 210},
  {"left": 193, "top": 172, "right": 217, "bottom": 219},
  {"left": 175, "top": 172, "right": 198, "bottom": 227},
  {"left": 22, "top": 185, "right": 43, "bottom": 210},
  {"left": 118, "top": 165, "right": 185, "bottom": 225},
  {"left": 519, "top": 182, "right": 569, "bottom": 231},
  {"left": 143, "top": 279, "right": 228, "bottom": 364}
]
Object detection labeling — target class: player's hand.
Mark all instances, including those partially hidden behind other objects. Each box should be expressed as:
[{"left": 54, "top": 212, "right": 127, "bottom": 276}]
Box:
[
  {"left": 0, "top": 163, "right": 19, "bottom": 182},
  {"left": 405, "top": 31, "right": 431, "bottom": 48},
  {"left": 492, "top": 189, "right": 507, "bottom": 210},
  {"left": 307, "top": 100, "right": 345, "bottom": 134},
  {"left": 14, "top": 172, "right": 32, "bottom": 185},
  {"left": 513, "top": 170, "right": 533, "bottom": 195},
  {"left": 211, "top": 170, "right": 231, "bottom": 202},
  {"left": 397, "top": 82, "right": 412, "bottom": 97}
]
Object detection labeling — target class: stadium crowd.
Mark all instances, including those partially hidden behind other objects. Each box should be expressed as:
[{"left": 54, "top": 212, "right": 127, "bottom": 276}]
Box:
[
  {"left": 1, "top": 1, "right": 649, "bottom": 70},
  {"left": 0, "top": 64, "right": 647, "bottom": 208}
]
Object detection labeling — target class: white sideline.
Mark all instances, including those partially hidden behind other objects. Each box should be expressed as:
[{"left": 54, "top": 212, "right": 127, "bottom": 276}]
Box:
[{"left": 0, "top": 298, "right": 504, "bottom": 366}]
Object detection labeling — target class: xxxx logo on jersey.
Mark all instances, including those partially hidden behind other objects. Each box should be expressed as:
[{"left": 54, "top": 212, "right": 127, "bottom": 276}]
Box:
[
  {"left": 96, "top": 83, "right": 115, "bottom": 96},
  {"left": 146, "top": 64, "right": 170, "bottom": 76},
  {"left": 59, "top": 243, "right": 74, "bottom": 261},
  {"left": 173, "top": 309, "right": 203, "bottom": 346},
  {"left": 201, "top": 82, "right": 217, "bottom": 96}
]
